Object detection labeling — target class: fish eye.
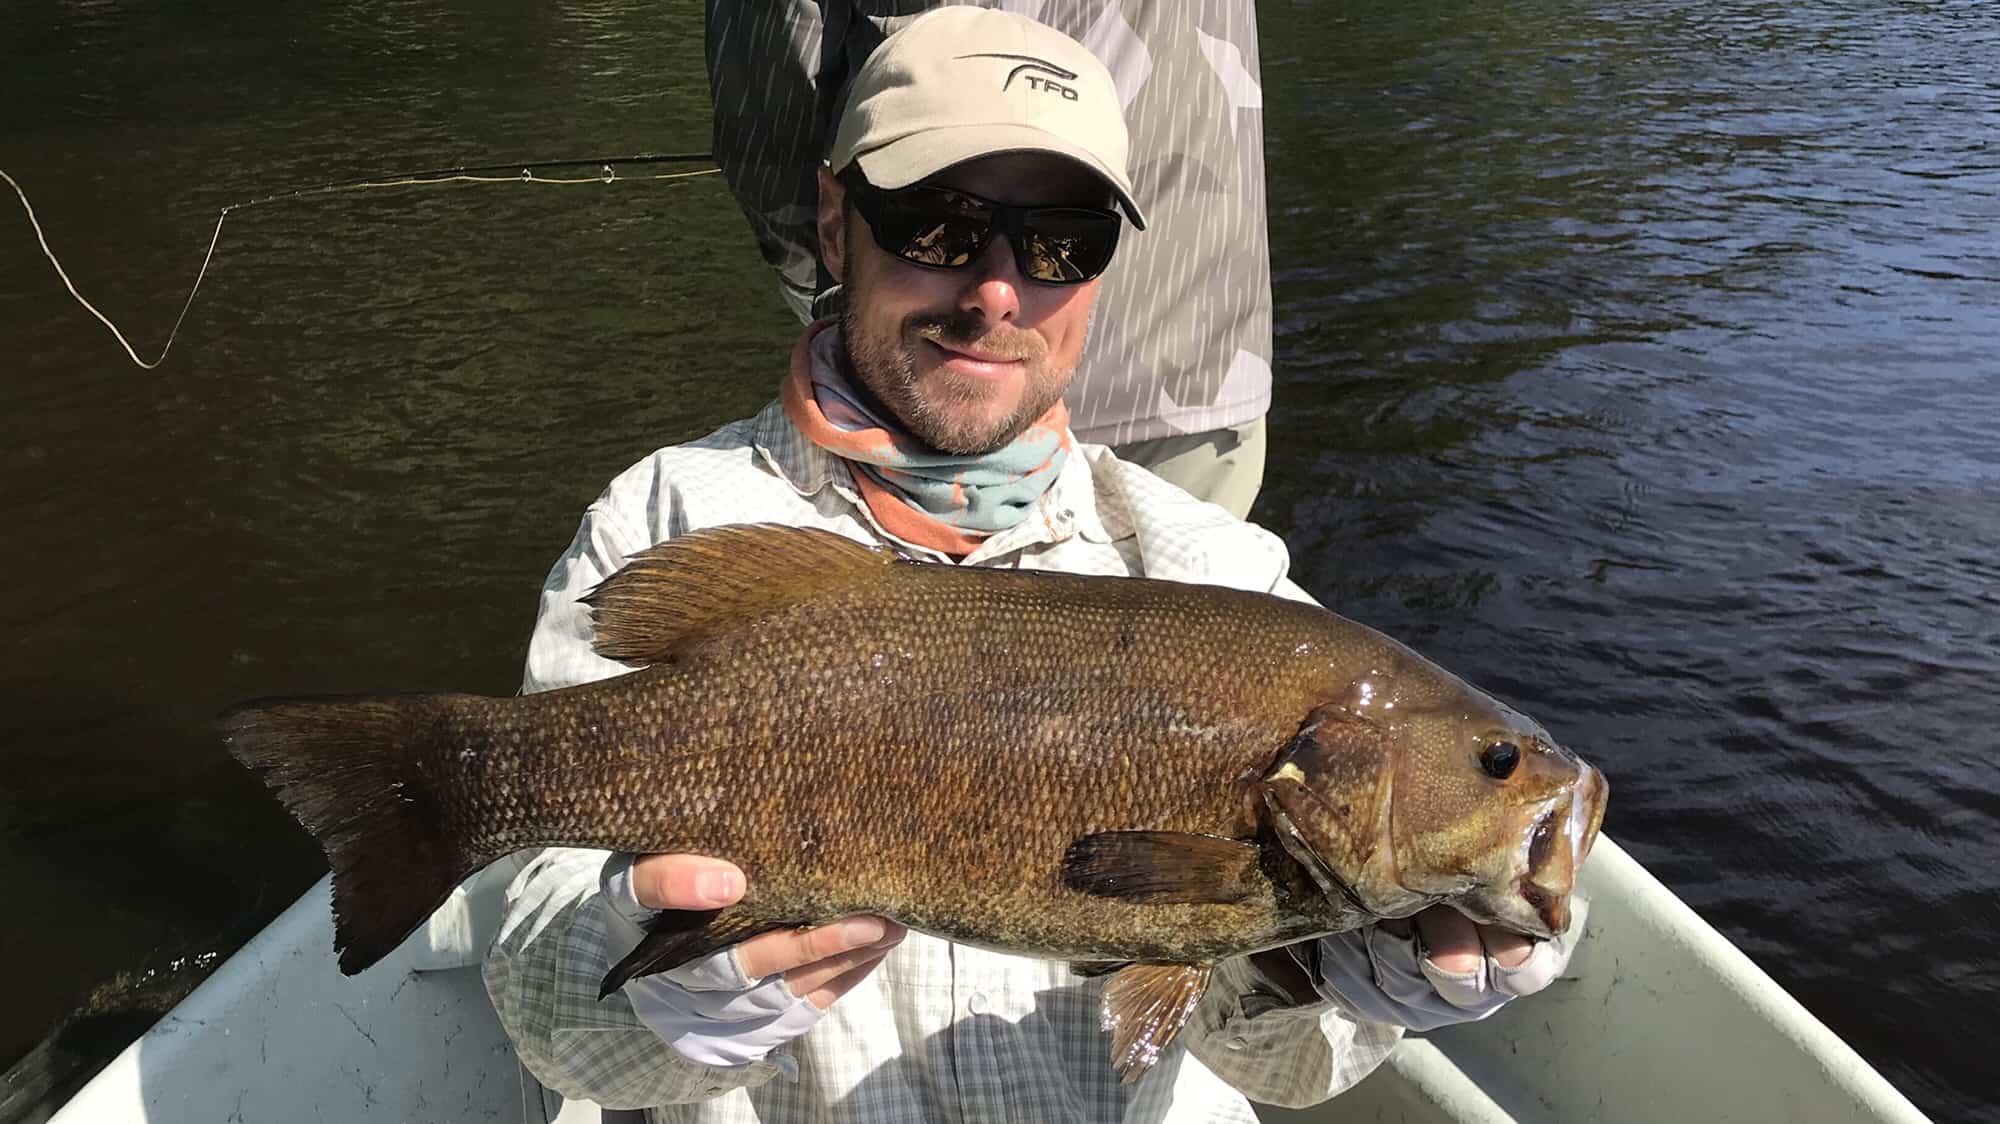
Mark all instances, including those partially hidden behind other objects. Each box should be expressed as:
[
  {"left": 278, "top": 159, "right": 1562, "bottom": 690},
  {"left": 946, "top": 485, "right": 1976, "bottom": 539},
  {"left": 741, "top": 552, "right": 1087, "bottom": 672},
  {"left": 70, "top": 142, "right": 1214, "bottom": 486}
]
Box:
[{"left": 1480, "top": 741, "right": 1521, "bottom": 779}]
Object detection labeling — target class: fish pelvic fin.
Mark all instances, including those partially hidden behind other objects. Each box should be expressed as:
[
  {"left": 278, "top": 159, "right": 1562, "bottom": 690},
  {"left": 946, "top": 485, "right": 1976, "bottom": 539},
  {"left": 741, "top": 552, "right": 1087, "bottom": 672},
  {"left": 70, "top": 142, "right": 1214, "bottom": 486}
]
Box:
[
  {"left": 223, "top": 694, "right": 474, "bottom": 976},
  {"left": 584, "top": 524, "right": 906, "bottom": 667},
  {"left": 599, "top": 907, "right": 788, "bottom": 998},
  {"left": 1100, "top": 962, "right": 1213, "bottom": 1084},
  {"left": 1061, "top": 831, "right": 1261, "bottom": 904}
]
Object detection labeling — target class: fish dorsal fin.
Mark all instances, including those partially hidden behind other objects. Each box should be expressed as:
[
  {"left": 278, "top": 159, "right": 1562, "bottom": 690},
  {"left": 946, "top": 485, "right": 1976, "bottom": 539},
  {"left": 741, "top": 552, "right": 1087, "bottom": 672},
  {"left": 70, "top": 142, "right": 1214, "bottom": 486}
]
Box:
[
  {"left": 1100, "top": 962, "right": 1214, "bottom": 1083},
  {"left": 585, "top": 524, "right": 905, "bottom": 666}
]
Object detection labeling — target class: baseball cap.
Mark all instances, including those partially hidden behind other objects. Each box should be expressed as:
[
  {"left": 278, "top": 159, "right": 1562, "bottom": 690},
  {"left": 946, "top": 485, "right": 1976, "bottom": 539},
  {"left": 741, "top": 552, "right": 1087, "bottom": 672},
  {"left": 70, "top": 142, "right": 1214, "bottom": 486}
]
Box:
[{"left": 827, "top": 7, "right": 1147, "bottom": 230}]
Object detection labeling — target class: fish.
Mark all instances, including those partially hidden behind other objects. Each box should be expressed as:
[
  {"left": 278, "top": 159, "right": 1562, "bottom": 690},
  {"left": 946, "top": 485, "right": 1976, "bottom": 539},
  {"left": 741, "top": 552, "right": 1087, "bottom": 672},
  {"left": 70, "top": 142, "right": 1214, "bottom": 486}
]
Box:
[{"left": 224, "top": 522, "right": 1608, "bottom": 1082}]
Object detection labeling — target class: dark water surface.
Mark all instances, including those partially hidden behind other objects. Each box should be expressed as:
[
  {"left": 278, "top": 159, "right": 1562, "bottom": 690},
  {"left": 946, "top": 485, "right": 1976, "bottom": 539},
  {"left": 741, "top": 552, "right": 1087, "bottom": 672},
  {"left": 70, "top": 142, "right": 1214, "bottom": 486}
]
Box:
[{"left": 3, "top": 0, "right": 1995, "bottom": 1119}]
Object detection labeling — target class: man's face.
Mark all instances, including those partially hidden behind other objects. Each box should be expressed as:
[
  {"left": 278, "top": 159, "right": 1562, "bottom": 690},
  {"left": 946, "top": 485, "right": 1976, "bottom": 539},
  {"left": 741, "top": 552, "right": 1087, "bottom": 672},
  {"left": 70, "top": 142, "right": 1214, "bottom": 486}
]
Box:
[{"left": 817, "top": 153, "right": 1111, "bottom": 456}]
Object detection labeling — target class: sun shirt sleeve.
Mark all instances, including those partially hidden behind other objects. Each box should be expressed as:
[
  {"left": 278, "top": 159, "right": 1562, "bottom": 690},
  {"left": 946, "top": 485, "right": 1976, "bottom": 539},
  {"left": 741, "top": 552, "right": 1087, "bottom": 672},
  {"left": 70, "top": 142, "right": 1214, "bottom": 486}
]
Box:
[
  {"left": 518, "top": 499, "right": 654, "bottom": 696},
  {"left": 1181, "top": 941, "right": 1405, "bottom": 1107},
  {"left": 482, "top": 501, "right": 788, "bottom": 1107},
  {"left": 486, "top": 847, "right": 791, "bottom": 1107}
]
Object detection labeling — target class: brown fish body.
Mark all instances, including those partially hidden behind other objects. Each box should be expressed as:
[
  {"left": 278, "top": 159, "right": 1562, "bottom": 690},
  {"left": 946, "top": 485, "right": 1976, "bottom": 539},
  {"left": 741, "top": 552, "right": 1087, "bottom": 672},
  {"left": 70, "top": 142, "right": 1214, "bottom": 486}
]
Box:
[
  {"left": 228, "top": 524, "right": 1607, "bottom": 1081},
  {"left": 429, "top": 562, "right": 1356, "bottom": 964}
]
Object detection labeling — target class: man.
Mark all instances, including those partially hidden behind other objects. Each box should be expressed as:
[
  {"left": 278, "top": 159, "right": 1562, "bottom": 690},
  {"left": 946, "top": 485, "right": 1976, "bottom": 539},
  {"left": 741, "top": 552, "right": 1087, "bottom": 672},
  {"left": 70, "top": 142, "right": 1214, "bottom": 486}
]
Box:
[
  {"left": 486, "top": 10, "right": 1580, "bottom": 1121},
  {"left": 706, "top": 0, "right": 1273, "bottom": 518}
]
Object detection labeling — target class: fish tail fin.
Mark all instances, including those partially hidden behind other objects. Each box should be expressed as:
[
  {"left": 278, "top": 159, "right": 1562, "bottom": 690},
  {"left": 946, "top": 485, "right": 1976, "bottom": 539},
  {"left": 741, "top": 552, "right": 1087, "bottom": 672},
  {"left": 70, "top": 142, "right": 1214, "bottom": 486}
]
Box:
[{"left": 223, "top": 693, "right": 474, "bottom": 975}]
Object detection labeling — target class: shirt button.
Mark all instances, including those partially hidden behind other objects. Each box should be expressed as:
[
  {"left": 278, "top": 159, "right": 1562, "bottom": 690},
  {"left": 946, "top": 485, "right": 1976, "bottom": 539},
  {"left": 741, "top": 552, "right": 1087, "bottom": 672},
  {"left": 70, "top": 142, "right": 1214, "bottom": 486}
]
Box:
[{"left": 967, "top": 991, "right": 990, "bottom": 1015}]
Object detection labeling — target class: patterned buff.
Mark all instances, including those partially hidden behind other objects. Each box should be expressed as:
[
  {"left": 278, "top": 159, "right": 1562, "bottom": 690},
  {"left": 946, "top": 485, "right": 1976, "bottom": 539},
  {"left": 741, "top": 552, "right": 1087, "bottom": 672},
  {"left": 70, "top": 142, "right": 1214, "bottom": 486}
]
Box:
[{"left": 781, "top": 323, "right": 1071, "bottom": 557}]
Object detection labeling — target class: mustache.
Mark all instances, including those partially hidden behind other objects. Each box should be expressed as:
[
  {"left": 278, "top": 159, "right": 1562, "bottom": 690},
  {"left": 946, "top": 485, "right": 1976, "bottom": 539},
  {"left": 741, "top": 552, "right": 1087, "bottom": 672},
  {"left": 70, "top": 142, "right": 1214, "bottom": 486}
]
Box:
[{"left": 910, "top": 313, "right": 1046, "bottom": 363}]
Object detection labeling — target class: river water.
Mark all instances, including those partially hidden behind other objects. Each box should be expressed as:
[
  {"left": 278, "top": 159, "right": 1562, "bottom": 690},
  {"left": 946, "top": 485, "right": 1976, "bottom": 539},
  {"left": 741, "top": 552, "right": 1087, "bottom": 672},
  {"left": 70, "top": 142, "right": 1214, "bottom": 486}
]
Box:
[{"left": 2, "top": 0, "right": 1994, "bottom": 1119}]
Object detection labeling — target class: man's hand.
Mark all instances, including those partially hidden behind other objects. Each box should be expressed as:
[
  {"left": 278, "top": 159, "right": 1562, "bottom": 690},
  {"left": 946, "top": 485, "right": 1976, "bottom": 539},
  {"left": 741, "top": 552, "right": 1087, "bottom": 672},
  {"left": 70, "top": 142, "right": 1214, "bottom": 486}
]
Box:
[
  {"left": 630, "top": 853, "right": 905, "bottom": 1009},
  {"left": 1311, "top": 898, "right": 1588, "bottom": 1031},
  {"left": 1408, "top": 905, "right": 1532, "bottom": 971}
]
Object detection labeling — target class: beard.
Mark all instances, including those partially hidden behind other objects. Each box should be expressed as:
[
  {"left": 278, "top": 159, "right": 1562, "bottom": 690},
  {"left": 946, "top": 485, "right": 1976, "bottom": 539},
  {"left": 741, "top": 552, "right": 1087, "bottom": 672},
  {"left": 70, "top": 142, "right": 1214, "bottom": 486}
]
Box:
[{"left": 839, "top": 302, "right": 1075, "bottom": 456}]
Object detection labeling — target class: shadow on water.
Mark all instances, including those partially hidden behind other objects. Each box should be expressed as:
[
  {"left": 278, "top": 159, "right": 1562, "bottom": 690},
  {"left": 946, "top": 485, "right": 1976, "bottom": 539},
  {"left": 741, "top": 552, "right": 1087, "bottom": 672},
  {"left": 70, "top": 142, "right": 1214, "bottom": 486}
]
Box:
[
  {"left": 0, "top": 686, "right": 324, "bottom": 1124},
  {"left": 0, "top": 983, "right": 207, "bottom": 1124},
  {"left": 0, "top": 689, "right": 319, "bottom": 1014}
]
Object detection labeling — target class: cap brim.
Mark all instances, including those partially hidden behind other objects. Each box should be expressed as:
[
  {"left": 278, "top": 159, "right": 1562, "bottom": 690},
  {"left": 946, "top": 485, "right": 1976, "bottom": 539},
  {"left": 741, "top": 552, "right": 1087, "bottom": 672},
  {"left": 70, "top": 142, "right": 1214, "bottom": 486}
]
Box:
[{"left": 851, "top": 123, "right": 1147, "bottom": 231}]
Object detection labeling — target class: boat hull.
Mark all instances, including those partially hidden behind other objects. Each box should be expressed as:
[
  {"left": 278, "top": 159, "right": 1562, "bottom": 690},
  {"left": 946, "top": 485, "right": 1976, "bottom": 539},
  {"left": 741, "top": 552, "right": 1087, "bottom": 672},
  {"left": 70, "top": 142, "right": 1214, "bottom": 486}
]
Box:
[{"left": 47, "top": 836, "right": 1931, "bottom": 1124}]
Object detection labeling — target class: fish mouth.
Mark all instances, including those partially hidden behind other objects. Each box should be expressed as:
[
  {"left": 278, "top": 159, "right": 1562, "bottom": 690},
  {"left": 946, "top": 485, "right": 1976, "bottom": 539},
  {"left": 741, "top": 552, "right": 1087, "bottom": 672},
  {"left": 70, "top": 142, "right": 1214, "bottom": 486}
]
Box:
[{"left": 1515, "top": 764, "right": 1607, "bottom": 936}]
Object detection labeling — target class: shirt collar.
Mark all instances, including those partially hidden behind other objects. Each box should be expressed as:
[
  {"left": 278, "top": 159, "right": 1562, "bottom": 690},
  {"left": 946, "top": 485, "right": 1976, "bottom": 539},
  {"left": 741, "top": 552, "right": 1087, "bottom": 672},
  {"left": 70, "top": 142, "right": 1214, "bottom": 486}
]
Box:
[
  {"left": 752, "top": 397, "right": 840, "bottom": 496},
  {"left": 750, "top": 398, "right": 1124, "bottom": 562}
]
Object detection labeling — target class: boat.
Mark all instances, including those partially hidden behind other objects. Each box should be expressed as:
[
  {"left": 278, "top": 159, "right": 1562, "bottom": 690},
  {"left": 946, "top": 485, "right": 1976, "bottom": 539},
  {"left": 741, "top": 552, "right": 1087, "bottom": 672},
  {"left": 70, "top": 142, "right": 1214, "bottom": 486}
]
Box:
[{"left": 43, "top": 834, "right": 1931, "bottom": 1123}]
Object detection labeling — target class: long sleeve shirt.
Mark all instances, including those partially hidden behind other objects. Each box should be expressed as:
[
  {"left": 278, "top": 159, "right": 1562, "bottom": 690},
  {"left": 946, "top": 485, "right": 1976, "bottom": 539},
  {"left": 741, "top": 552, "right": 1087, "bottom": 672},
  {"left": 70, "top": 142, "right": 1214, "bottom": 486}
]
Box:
[{"left": 483, "top": 399, "right": 1403, "bottom": 1122}]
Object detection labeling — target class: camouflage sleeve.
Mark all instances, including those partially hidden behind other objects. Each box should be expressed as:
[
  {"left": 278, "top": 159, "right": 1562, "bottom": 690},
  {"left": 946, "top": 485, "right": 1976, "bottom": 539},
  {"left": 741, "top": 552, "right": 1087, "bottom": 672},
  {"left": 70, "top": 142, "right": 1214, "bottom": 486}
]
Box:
[
  {"left": 485, "top": 501, "right": 785, "bottom": 1106},
  {"left": 704, "top": 0, "right": 827, "bottom": 323}
]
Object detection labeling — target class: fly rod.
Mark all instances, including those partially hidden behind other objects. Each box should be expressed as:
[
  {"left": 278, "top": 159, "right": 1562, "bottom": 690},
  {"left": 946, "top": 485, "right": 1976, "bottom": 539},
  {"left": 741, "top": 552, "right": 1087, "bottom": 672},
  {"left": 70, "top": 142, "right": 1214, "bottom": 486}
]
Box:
[{"left": 2, "top": 151, "right": 720, "bottom": 369}]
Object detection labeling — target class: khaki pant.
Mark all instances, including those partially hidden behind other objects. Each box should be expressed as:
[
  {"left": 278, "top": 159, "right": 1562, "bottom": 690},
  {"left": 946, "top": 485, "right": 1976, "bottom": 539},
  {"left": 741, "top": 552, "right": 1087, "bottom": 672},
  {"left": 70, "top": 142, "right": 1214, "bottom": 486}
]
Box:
[{"left": 1112, "top": 416, "right": 1267, "bottom": 520}]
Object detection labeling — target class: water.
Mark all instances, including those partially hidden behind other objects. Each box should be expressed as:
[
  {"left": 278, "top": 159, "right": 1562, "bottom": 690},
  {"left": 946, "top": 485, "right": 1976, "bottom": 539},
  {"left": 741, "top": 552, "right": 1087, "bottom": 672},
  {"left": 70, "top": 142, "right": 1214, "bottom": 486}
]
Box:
[{"left": 2, "top": 0, "right": 1994, "bottom": 1118}]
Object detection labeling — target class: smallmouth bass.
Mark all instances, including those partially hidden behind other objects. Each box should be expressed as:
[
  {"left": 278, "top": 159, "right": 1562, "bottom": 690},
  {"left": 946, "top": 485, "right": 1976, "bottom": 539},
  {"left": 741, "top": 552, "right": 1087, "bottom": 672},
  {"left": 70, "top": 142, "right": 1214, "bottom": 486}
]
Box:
[{"left": 226, "top": 523, "right": 1607, "bottom": 1081}]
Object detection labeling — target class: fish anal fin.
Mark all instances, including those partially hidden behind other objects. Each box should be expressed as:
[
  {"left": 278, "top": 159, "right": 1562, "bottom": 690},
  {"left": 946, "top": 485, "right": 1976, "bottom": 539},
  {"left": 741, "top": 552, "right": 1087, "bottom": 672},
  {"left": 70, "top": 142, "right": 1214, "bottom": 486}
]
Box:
[
  {"left": 1062, "top": 831, "right": 1260, "bottom": 904},
  {"left": 585, "top": 524, "right": 903, "bottom": 666},
  {"left": 1099, "top": 963, "right": 1214, "bottom": 1083},
  {"left": 598, "top": 907, "right": 786, "bottom": 998}
]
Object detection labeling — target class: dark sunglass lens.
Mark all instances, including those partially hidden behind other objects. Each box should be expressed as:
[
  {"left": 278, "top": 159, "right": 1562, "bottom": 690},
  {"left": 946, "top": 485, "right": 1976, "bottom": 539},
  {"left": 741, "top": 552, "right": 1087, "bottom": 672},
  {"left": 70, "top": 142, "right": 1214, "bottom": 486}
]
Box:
[
  {"left": 878, "top": 189, "right": 992, "bottom": 267},
  {"left": 1019, "top": 211, "right": 1121, "bottom": 283},
  {"left": 899, "top": 216, "right": 988, "bottom": 267}
]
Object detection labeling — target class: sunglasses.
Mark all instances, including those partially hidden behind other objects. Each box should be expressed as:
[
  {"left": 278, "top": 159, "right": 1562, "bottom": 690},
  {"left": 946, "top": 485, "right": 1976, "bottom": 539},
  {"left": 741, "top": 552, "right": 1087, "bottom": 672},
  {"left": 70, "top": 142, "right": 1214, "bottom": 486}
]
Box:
[{"left": 847, "top": 179, "right": 1123, "bottom": 285}]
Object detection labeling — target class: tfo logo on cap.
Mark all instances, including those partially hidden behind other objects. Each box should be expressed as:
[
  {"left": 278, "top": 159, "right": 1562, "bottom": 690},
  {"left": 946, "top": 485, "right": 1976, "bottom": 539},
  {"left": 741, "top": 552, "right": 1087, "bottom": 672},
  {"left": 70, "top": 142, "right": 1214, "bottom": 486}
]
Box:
[{"left": 957, "top": 52, "right": 1080, "bottom": 100}]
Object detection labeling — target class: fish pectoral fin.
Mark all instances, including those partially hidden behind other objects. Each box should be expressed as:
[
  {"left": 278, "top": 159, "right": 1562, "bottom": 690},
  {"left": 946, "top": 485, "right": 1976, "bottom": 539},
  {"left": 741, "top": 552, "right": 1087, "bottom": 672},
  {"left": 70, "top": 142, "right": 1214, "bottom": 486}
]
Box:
[
  {"left": 598, "top": 907, "right": 785, "bottom": 999},
  {"left": 1099, "top": 962, "right": 1214, "bottom": 1084},
  {"left": 584, "top": 524, "right": 902, "bottom": 666},
  {"left": 1062, "top": 831, "right": 1262, "bottom": 904}
]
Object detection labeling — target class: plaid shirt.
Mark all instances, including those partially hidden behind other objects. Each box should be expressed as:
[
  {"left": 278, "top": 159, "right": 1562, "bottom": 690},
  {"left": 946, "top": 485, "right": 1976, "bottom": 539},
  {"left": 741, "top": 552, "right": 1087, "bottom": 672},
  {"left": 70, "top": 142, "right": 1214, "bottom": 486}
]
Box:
[{"left": 482, "top": 399, "right": 1404, "bottom": 1122}]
